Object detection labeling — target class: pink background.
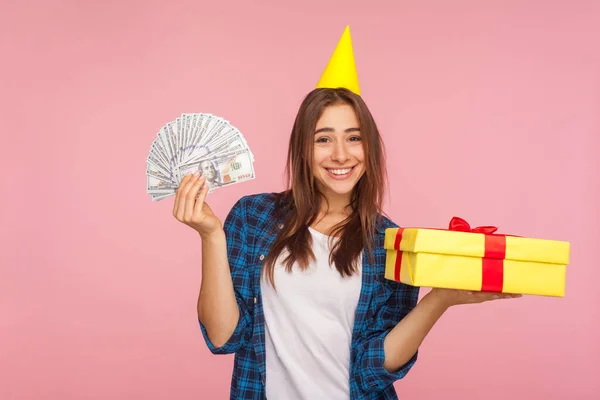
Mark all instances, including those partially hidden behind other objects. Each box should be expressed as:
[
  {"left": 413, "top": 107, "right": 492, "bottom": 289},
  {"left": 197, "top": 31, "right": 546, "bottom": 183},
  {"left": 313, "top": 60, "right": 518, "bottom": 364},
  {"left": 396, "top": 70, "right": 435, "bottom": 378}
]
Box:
[{"left": 2, "top": 0, "right": 599, "bottom": 399}]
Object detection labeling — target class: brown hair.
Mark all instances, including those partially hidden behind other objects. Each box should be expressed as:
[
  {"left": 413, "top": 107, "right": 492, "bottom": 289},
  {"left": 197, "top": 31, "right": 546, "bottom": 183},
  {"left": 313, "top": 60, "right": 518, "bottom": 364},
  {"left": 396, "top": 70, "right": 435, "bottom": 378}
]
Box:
[{"left": 263, "top": 87, "right": 388, "bottom": 288}]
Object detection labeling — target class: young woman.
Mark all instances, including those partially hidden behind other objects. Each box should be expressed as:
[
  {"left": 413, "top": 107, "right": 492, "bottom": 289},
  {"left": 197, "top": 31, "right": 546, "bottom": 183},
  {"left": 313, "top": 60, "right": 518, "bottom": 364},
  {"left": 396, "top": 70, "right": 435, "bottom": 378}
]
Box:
[{"left": 172, "top": 88, "right": 521, "bottom": 399}]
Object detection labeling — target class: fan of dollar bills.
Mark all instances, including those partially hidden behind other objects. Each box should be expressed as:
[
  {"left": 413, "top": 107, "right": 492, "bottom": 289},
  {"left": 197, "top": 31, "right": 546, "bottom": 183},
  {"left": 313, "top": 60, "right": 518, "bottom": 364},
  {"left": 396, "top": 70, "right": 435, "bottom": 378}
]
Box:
[{"left": 146, "top": 113, "right": 255, "bottom": 202}]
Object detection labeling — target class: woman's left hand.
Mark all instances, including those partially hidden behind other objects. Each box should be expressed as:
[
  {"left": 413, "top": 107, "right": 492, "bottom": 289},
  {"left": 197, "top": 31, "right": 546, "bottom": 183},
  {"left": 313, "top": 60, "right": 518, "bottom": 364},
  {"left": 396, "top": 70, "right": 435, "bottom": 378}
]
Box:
[{"left": 429, "top": 287, "right": 522, "bottom": 309}]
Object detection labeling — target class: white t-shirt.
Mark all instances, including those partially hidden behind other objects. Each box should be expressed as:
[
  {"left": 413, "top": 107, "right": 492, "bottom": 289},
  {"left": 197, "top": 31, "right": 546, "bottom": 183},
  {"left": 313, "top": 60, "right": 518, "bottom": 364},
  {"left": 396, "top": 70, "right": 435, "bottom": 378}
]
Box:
[{"left": 260, "top": 226, "right": 363, "bottom": 399}]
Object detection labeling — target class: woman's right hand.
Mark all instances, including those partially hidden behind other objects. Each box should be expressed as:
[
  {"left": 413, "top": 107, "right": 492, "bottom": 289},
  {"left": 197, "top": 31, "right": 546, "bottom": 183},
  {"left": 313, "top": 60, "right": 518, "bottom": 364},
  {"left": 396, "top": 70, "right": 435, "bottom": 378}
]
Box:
[{"left": 173, "top": 171, "right": 223, "bottom": 238}]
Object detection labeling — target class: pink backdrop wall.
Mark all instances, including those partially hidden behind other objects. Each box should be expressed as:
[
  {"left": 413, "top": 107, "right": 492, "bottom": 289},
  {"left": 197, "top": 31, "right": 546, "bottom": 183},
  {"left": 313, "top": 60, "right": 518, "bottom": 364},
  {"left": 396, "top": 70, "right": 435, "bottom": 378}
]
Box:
[{"left": 2, "top": 0, "right": 599, "bottom": 398}]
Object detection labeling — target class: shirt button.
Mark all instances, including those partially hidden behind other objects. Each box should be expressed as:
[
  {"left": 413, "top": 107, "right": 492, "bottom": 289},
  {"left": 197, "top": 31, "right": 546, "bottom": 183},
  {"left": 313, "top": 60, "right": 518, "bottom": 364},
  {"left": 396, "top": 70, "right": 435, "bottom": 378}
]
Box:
[
  {"left": 259, "top": 254, "right": 265, "bottom": 261},
  {"left": 253, "top": 297, "right": 257, "bottom": 304},
  {"left": 278, "top": 223, "right": 284, "bottom": 229}
]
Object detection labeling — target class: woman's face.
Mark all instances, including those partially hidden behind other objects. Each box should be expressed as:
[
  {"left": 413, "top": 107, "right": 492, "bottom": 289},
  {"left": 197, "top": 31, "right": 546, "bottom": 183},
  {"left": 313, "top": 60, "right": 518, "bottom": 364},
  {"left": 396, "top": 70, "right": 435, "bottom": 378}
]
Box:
[{"left": 311, "top": 104, "right": 365, "bottom": 199}]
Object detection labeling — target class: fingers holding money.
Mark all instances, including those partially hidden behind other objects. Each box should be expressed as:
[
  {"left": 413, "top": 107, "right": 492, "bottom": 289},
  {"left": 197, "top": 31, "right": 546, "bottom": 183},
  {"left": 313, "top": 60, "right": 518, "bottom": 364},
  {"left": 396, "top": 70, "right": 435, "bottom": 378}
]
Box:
[
  {"left": 184, "top": 175, "right": 206, "bottom": 221},
  {"left": 173, "top": 172, "right": 193, "bottom": 218},
  {"left": 174, "top": 172, "right": 200, "bottom": 221},
  {"left": 170, "top": 168, "right": 223, "bottom": 237},
  {"left": 193, "top": 178, "right": 209, "bottom": 218}
]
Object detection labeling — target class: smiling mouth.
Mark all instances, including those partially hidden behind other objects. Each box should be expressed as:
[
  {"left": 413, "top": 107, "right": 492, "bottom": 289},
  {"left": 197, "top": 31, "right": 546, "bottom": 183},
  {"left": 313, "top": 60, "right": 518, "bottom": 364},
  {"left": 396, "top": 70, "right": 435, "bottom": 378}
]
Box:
[
  {"left": 325, "top": 166, "right": 355, "bottom": 179},
  {"left": 327, "top": 167, "right": 353, "bottom": 174}
]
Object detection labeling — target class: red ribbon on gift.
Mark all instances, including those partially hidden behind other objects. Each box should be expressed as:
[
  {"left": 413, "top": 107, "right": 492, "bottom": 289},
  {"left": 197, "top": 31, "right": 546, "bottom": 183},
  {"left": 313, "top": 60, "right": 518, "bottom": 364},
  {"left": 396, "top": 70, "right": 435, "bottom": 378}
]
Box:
[{"left": 393, "top": 217, "right": 506, "bottom": 292}]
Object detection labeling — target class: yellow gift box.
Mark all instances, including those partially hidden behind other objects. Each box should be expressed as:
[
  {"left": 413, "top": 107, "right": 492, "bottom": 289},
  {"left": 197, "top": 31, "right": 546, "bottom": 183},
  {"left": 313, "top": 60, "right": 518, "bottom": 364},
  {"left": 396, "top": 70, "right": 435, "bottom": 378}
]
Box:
[{"left": 384, "top": 217, "right": 570, "bottom": 297}]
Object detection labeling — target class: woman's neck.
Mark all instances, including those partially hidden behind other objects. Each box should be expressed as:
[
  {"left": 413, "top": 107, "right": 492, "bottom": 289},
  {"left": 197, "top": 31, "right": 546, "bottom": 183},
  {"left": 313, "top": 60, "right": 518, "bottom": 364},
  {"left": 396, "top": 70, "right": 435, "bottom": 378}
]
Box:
[{"left": 319, "top": 191, "right": 352, "bottom": 216}]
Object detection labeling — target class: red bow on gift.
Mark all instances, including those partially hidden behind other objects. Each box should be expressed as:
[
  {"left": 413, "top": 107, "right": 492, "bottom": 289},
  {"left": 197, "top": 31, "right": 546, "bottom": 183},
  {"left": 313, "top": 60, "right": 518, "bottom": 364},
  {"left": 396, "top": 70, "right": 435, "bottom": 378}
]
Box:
[
  {"left": 391, "top": 216, "right": 509, "bottom": 293},
  {"left": 448, "top": 216, "right": 498, "bottom": 235},
  {"left": 449, "top": 216, "right": 506, "bottom": 292}
]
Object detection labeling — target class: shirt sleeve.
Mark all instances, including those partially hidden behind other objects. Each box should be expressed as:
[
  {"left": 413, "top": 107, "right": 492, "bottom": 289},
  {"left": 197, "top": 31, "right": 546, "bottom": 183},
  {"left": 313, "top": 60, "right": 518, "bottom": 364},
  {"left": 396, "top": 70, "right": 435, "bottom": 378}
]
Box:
[
  {"left": 199, "top": 196, "right": 253, "bottom": 355},
  {"left": 354, "top": 279, "right": 420, "bottom": 391}
]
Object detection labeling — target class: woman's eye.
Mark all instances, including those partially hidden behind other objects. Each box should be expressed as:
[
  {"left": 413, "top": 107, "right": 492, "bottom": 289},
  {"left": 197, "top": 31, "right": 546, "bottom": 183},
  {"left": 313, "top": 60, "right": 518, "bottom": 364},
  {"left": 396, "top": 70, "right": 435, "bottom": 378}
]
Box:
[
  {"left": 316, "top": 137, "right": 330, "bottom": 143},
  {"left": 349, "top": 136, "right": 362, "bottom": 142}
]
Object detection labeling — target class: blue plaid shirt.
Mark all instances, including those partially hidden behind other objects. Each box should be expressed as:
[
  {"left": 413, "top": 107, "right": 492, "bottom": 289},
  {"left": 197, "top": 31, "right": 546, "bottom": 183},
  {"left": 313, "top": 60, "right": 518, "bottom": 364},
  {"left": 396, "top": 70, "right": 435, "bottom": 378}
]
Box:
[{"left": 199, "top": 192, "right": 420, "bottom": 399}]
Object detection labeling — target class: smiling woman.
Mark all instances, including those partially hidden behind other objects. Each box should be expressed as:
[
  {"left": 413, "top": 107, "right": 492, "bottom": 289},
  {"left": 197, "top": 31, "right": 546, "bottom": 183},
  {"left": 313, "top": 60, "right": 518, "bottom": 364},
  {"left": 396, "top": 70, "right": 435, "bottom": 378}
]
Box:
[
  {"left": 266, "top": 88, "right": 389, "bottom": 288},
  {"left": 171, "top": 26, "right": 520, "bottom": 400}
]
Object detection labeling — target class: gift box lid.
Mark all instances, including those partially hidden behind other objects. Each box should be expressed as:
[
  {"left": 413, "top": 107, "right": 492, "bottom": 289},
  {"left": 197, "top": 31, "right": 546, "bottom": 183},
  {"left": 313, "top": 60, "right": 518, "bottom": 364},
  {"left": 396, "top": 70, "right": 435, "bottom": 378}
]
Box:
[{"left": 384, "top": 217, "right": 570, "bottom": 265}]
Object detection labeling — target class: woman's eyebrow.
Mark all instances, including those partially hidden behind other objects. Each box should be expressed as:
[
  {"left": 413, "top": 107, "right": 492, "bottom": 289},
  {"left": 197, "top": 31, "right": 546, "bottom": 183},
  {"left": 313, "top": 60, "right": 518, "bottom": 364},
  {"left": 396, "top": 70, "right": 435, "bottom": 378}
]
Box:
[{"left": 314, "top": 127, "right": 360, "bottom": 134}]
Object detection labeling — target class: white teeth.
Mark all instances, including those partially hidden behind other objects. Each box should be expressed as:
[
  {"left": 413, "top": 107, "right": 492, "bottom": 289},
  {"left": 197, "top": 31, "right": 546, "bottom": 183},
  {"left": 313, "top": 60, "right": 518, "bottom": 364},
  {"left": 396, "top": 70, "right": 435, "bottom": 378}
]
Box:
[{"left": 327, "top": 168, "right": 352, "bottom": 175}]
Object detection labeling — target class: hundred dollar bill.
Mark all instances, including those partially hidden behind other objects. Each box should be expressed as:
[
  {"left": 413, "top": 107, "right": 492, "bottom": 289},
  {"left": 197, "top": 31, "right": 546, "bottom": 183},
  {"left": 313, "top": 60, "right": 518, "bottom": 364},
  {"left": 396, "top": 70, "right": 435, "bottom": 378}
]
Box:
[
  {"left": 199, "top": 117, "right": 232, "bottom": 148},
  {"left": 176, "top": 117, "right": 184, "bottom": 164},
  {"left": 146, "top": 160, "right": 175, "bottom": 185},
  {"left": 178, "top": 149, "right": 255, "bottom": 193},
  {"left": 185, "top": 113, "right": 214, "bottom": 161},
  {"left": 147, "top": 152, "right": 171, "bottom": 177},
  {"left": 157, "top": 126, "right": 173, "bottom": 165},
  {"left": 146, "top": 175, "right": 177, "bottom": 194},
  {"left": 164, "top": 121, "right": 181, "bottom": 180},
  {"left": 214, "top": 130, "right": 254, "bottom": 162},
  {"left": 149, "top": 141, "right": 170, "bottom": 171},
  {"left": 182, "top": 113, "right": 198, "bottom": 159},
  {"left": 151, "top": 192, "right": 176, "bottom": 202},
  {"left": 186, "top": 130, "right": 248, "bottom": 165}
]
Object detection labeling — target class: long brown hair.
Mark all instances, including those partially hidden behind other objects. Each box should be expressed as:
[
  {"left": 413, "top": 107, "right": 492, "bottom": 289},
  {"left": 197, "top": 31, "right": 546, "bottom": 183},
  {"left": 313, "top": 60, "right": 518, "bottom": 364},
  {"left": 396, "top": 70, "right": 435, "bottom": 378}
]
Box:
[{"left": 263, "top": 87, "right": 388, "bottom": 288}]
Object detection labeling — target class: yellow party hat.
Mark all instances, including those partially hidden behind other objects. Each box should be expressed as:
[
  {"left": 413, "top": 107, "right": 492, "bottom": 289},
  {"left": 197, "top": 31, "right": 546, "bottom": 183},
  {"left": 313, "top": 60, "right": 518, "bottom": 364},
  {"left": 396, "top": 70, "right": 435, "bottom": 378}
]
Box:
[{"left": 316, "top": 25, "right": 361, "bottom": 95}]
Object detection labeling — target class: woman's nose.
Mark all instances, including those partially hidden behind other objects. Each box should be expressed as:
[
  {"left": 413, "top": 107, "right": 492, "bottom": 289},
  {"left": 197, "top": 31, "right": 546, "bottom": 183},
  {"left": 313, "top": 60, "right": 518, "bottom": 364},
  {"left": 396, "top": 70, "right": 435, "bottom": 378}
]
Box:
[{"left": 331, "top": 141, "right": 350, "bottom": 162}]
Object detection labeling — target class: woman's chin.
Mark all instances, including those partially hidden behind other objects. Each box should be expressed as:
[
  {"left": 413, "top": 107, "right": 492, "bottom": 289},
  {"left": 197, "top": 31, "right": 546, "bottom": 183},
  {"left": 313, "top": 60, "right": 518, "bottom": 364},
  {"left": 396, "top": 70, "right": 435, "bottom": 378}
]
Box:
[{"left": 320, "top": 181, "right": 357, "bottom": 197}]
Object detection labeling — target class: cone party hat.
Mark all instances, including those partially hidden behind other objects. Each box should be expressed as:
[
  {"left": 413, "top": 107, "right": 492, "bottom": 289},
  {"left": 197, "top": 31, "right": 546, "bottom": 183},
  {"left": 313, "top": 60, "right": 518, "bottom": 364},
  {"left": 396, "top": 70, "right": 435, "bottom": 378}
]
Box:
[{"left": 316, "top": 26, "right": 361, "bottom": 96}]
